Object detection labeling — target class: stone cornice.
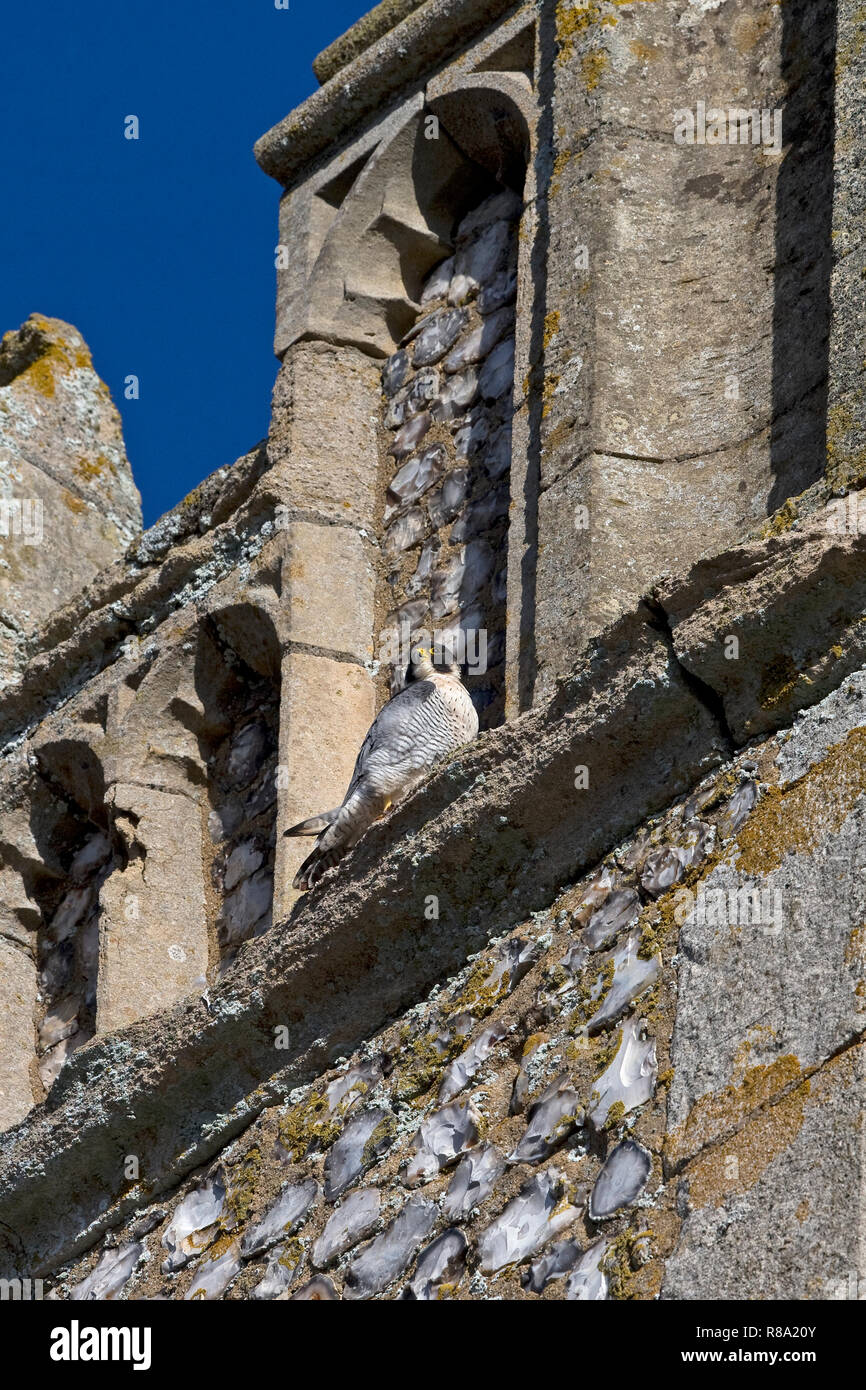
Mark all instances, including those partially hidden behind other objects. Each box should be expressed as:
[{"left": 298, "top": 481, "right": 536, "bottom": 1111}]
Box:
[{"left": 254, "top": 0, "right": 526, "bottom": 187}]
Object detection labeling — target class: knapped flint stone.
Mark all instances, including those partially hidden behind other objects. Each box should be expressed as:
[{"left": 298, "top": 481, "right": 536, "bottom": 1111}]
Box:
[
  {"left": 572, "top": 868, "right": 618, "bottom": 927},
  {"left": 69, "top": 1242, "right": 143, "bottom": 1300},
  {"left": 443, "top": 307, "right": 514, "bottom": 374},
  {"left": 161, "top": 1171, "right": 227, "bottom": 1272},
  {"left": 431, "top": 554, "right": 464, "bottom": 620},
  {"left": 481, "top": 935, "right": 543, "bottom": 999},
  {"left": 325, "top": 1055, "right": 385, "bottom": 1114},
  {"left": 384, "top": 389, "right": 409, "bottom": 431},
  {"left": 290, "top": 1275, "right": 338, "bottom": 1300},
  {"left": 477, "top": 1168, "right": 581, "bottom": 1274},
  {"left": 585, "top": 934, "right": 661, "bottom": 1034},
  {"left": 428, "top": 469, "right": 469, "bottom": 527},
  {"left": 640, "top": 845, "right": 687, "bottom": 898},
  {"left": 479, "top": 268, "right": 518, "bottom": 316},
  {"left": 324, "top": 1106, "right": 394, "bottom": 1201},
  {"left": 583, "top": 888, "right": 641, "bottom": 950},
  {"left": 385, "top": 443, "right": 446, "bottom": 518},
  {"left": 405, "top": 366, "right": 441, "bottom": 415},
  {"left": 481, "top": 427, "right": 512, "bottom": 479},
  {"left": 217, "top": 869, "right": 273, "bottom": 947},
  {"left": 389, "top": 410, "right": 432, "bottom": 458},
  {"left": 520, "top": 1238, "right": 582, "bottom": 1294},
  {"left": 438, "top": 1022, "right": 507, "bottom": 1103},
  {"left": 240, "top": 1177, "right": 319, "bottom": 1257},
  {"left": 48, "top": 886, "right": 93, "bottom": 943},
  {"left": 384, "top": 598, "right": 428, "bottom": 643},
  {"left": 549, "top": 942, "right": 588, "bottom": 995},
  {"left": 70, "top": 832, "right": 111, "bottom": 878},
  {"left": 382, "top": 349, "right": 411, "bottom": 396},
  {"left": 453, "top": 406, "right": 489, "bottom": 459},
  {"left": 455, "top": 218, "right": 514, "bottom": 289},
  {"left": 405, "top": 538, "right": 439, "bottom": 598},
  {"left": 509, "top": 1073, "right": 584, "bottom": 1163},
  {"left": 447, "top": 273, "right": 476, "bottom": 306},
  {"left": 312, "top": 1186, "right": 381, "bottom": 1269},
  {"left": 456, "top": 190, "right": 522, "bottom": 239},
  {"left": 38, "top": 995, "right": 80, "bottom": 1052},
  {"left": 431, "top": 367, "right": 479, "bottom": 421},
  {"left": 39, "top": 943, "right": 74, "bottom": 998},
  {"left": 400, "top": 1227, "right": 467, "bottom": 1300},
  {"left": 251, "top": 1242, "right": 305, "bottom": 1299},
  {"left": 449, "top": 486, "right": 509, "bottom": 542},
  {"left": 442, "top": 1143, "right": 505, "bottom": 1221},
  {"left": 413, "top": 308, "right": 469, "bottom": 367},
  {"left": 589, "top": 1139, "right": 652, "bottom": 1220},
  {"left": 478, "top": 337, "right": 515, "bottom": 402},
  {"left": 420, "top": 255, "right": 455, "bottom": 306},
  {"left": 224, "top": 839, "right": 264, "bottom": 892},
  {"left": 227, "top": 720, "right": 269, "bottom": 785},
  {"left": 565, "top": 1240, "right": 609, "bottom": 1300},
  {"left": 437, "top": 605, "right": 485, "bottom": 663},
  {"left": 184, "top": 1242, "right": 242, "bottom": 1301},
  {"left": 587, "top": 1018, "right": 658, "bottom": 1132},
  {"left": 405, "top": 1098, "right": 481, "bottom": 1185},
  {"left": 343, "top": 1196, "right": 437, "bottom": 1300},
  {"left": 384, "top": 507, "right": 426, "bottom": 556},
  {"left": 717, "top": 779, "right": 759, "bottom": 837},
  {"left": 385, "top": 369, "right": 441, "bottom": 429}
]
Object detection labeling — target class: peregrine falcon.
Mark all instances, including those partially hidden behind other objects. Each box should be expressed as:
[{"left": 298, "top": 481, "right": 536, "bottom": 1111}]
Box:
[{"left": 285, "top": 641, "right": 479, "bottom": 891}]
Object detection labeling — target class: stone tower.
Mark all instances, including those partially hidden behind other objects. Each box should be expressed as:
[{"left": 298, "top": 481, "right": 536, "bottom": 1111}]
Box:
[{"left": 0, "top": 0, "right": 864, "bottom": 1303}]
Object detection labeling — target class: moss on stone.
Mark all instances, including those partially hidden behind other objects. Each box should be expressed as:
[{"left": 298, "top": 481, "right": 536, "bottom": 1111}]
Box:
[
  {"left": 604, "top": 1099, "right": 626, "bottom": 1130},
  {"left": 277, "top": 1089, "right": 342, "bottom": 1161}
]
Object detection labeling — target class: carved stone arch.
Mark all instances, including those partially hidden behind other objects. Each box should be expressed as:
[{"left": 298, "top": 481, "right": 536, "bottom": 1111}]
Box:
[
  {"left": 426, "top": 74, "right": 534, "bottom": 195},
  {"left": 297, "top": 79, "right": 533, "bottom": 357},
  {"left": 205, "top": 596, "right": 283, "bottom": 683}
]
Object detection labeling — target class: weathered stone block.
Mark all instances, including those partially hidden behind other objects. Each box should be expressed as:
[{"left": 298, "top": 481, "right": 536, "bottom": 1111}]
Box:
[
  {"left": 274, "top": 652, "right": 376, "bottom": 918},
  {"left": 281, "top": 521, "right": 375, "bottom": 663},
  {"left": 0, "top": 941, "right": 36, "bottom": 1131},
  {"left": 663, "top": 1043, "right": 866, "bottom": 1300},
  {"left": 269, "top": 343, "right": 381, "bottom": 529},
  {"left": 97, "top": 785, "right": 208, "bottom": 1034}
]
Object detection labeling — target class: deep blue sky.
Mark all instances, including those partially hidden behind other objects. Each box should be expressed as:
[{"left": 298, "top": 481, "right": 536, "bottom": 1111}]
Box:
[{"left": 0, "top": 0, "right": 371, "bottom": 526}]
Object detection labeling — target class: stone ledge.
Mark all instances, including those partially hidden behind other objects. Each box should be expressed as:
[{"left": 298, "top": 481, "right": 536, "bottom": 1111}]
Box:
[
  {"left": 313, "top": 0, "right": 426, "bottom": 85},
  {"left": 0, "top": 502, "right": 863, "bottom": 1275},
  {"left": 254, "top": 0, "right": 522, "bottom": 187}
]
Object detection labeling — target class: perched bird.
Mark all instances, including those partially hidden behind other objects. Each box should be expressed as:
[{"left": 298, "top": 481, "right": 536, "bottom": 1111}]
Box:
[{"left": 285, "top": 641, "right": 479, "bottom": 891}]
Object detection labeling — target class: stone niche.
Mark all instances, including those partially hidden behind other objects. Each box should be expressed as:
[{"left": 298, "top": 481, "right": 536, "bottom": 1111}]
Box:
[
  {"left": 0, "top": 596, "right": 284, "bottom": 1128},
  {"left": 263, "top": 24, "right": 535, "bottom": 729}
]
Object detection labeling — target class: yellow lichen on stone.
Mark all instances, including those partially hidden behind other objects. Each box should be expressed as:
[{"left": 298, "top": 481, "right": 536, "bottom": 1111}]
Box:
[
  {"left": 666, "top": 1054, "right": 804, "bottom": 1169},
  {"left": 735, "top": 726, "right": 866, "bottom": 875},
  {"left": 683, "top": 1078, "right": 810, "bottom": 1209},
  {"left": 758, "top": 653, "right": 801, "bottom": 709},
  {"left": 543, "top": 310, "right": 560, "bottom": 349},
  {"left": 555, "top": 1, "right": 611, "bottom": 63},
  {"left": 277, "top": 1088, "right": 342, "bottom": 1160},
  {"left": 581, "top": 49, "right": 608, "bottom": 90},
  {"left": 226, "top": 1145, "right": 263, "bottom": 1226}
]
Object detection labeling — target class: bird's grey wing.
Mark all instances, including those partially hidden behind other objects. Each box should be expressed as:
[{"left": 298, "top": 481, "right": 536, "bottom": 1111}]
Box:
[{"left": 343, "top": 681, "right": 438, "bottom": 798}]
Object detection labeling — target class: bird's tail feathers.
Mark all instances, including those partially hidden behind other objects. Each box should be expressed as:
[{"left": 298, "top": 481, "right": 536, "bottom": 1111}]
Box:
[
  {"left": 283, "top": 808, "right": 341, "bottom": 837},
  {"left": 293, "top": 844, "right": 343, "bottom": 891}
]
